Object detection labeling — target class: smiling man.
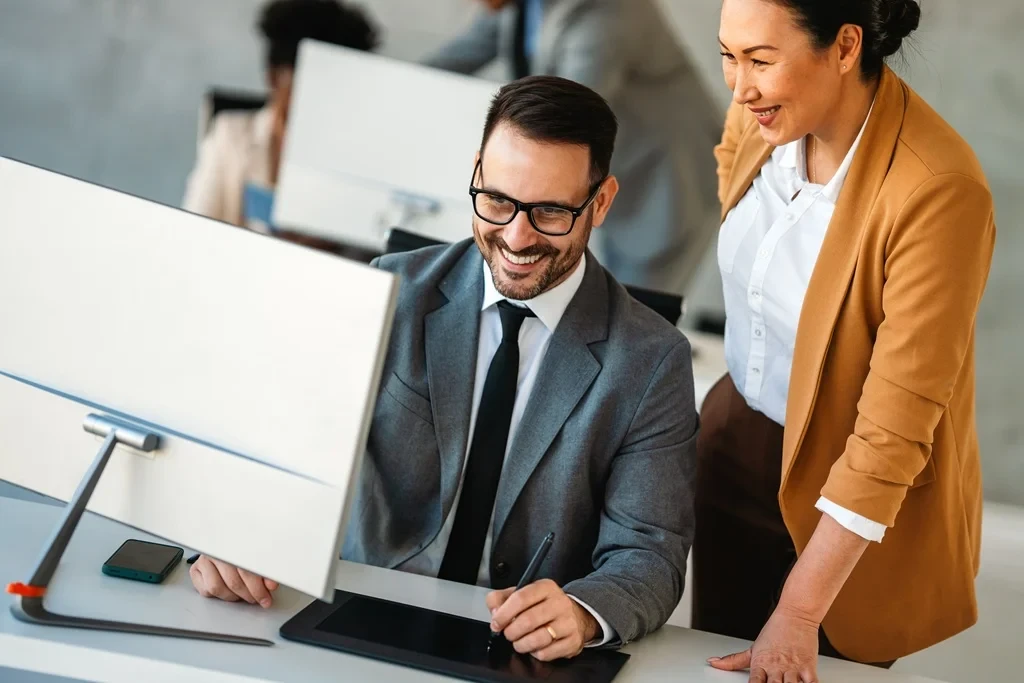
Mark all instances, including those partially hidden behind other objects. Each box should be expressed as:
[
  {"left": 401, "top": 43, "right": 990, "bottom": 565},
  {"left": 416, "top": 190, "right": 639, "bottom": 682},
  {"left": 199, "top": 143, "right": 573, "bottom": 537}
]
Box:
[{"left": 189, "top": 75, "right": 698, "bottom": 661}]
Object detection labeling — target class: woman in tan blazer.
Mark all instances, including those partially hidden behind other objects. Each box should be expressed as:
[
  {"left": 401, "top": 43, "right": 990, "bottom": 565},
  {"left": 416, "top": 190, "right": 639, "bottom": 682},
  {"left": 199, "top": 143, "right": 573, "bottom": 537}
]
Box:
[{"left": 693, "top": 0, "right": 995, "bottom": 680}]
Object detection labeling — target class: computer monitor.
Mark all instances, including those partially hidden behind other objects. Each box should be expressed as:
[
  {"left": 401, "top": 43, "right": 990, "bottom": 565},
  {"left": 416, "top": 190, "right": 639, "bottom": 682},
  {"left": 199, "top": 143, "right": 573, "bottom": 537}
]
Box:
[
  {"left": 0, "top": 157, "right": 397, "bottom": 610},
  {"left": 272, "top": 40, "right": 497, "bottom": 251}
]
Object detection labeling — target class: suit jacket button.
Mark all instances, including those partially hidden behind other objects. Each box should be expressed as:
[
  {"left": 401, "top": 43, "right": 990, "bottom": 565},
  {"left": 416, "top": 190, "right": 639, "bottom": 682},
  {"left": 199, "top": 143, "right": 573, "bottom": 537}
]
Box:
[{"left": 494, "top": 561, "right": 509, "bottom": 579}]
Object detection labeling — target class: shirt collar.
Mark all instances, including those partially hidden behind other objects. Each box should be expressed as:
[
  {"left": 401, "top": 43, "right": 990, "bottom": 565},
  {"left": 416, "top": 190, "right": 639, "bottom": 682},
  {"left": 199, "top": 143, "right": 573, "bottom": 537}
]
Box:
[
  {"left": 481, "top": 253, "right": 586, "bottom": 332},
  {"left": 770, "top": 97, "right": 876, "bottom": 204}
]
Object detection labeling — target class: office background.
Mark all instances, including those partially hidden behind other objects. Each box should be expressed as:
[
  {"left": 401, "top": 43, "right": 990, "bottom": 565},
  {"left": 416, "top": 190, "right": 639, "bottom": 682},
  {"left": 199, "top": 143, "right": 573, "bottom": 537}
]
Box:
[
  {"left": 1, "top": 0, "right": 1019, "bottom": 506},
  {"left": 0, "top": 3, "right": 1020, "bottom": 682}
]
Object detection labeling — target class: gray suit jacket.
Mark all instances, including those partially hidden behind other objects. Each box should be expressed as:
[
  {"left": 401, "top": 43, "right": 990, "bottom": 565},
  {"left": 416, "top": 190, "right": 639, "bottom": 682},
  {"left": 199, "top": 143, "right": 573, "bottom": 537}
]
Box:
[
  {"left": 424, "top": 0, "right": 722, "bottom": 294},
  {"left": 342, "top": 241, "right": 698, "bottom": 644}
]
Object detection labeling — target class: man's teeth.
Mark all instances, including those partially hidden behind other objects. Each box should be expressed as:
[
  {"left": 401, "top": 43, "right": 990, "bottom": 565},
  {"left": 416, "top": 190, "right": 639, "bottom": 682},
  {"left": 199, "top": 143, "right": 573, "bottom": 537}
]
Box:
[
  {"left": 756, "top": 106, "right": 780, "bottom": 118},
  {"left": 502, "top": 249, "right": 542, "bottom": 265}
]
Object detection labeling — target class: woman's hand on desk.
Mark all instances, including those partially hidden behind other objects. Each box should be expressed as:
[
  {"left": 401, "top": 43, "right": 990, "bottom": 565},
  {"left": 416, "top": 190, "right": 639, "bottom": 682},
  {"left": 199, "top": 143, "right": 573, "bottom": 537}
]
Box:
[
  {"left": 189, "top": 555, "right": 279, "bottom": 608},
  {"left": 708, "top": 606, "right": 820, "bottom": 682}
]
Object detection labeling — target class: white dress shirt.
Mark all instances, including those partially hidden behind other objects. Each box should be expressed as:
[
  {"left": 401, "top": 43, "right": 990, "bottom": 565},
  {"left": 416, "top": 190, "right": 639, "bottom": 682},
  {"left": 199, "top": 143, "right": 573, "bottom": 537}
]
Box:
[
  {"left": 397, "top": 254, "right": 615, "bottom": 644},
  {"left": 718, "top": 107, "right": 887, "bottom": 543}
]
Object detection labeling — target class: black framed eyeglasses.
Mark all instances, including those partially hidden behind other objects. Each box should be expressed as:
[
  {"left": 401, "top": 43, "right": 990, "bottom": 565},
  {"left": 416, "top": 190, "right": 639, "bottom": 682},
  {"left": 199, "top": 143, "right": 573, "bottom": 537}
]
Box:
[{"left": 468, "top": 161, "right": 605, "bottom": 237}]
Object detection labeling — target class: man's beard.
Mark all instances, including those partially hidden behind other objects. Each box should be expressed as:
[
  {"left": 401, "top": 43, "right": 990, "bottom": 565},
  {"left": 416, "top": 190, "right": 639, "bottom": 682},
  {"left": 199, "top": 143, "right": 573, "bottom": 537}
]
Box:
[{"left": 473, "top": 216, "right": 591, "bottom": 301}]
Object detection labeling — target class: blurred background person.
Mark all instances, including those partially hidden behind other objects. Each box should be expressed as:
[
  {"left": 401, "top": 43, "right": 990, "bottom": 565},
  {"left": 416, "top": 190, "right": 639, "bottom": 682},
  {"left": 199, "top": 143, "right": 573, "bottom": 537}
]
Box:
[
  {"left": 182, "top": 0, "right": 378, "bottom": 232},
  {"left": 424, "top": 0, "right": 722, "bottom": 295}
]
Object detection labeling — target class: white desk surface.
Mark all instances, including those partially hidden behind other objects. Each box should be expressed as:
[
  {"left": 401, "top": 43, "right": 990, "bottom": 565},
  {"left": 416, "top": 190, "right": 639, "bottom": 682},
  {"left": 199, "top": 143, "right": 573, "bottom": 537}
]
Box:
[
  {"left": 0, "top": 498, "right": 947, "bottom": 683},
  {"left": 687, "top": 330, "right": 727, "bottom": 411}
]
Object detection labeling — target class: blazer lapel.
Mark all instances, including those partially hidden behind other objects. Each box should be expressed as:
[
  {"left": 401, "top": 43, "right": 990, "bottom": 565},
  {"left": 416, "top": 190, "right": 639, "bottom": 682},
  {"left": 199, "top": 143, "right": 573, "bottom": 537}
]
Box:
[
  {"left": 492, "top": 255, "right": 607, "bottom": 540},
  {"left": 781, "top": 68, "right": 908, "bottom": 486},
  {"left": 721, "top": 119, "right": 772, "bottom": 221},
  {"left": 424, "top": 248, "right": 484, "bottom": 514}
]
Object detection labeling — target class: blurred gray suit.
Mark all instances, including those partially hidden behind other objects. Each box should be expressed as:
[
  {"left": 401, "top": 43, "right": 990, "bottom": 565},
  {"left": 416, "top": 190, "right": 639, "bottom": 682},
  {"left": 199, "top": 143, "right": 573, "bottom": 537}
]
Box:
[
  {"left": 424, "top": 0, "right": 722, "bottom": 294},
  {"left": 342, "top": 240, "right": 698, "bottom": 644}
]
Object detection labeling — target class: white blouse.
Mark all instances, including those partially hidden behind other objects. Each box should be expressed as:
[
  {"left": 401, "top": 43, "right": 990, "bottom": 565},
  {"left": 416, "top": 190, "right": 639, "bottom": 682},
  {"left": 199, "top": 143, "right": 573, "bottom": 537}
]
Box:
[{"left": 718, "top": 110, "right": 886, "bottom": 542}]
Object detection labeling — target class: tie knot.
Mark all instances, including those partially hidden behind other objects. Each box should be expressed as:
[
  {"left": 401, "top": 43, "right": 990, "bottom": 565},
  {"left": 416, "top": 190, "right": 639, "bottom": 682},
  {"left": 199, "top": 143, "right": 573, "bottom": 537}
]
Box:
[{"left": 496, "top": 300, "right": 536, "bottom": 340}]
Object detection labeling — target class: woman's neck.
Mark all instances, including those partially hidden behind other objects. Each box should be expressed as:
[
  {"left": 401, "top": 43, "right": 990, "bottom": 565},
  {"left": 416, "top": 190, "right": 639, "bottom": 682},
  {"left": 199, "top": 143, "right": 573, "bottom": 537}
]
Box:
[{"left": 807, "top": 76, "right": 879, "bottom": 185}]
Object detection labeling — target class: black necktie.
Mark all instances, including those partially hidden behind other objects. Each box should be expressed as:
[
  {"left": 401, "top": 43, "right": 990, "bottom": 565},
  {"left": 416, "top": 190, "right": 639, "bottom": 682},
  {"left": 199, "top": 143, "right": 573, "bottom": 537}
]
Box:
[
  {"left": 438, "top": 301, "right": 536, "bottom": 585},
  {"left": 512, "top": 0, "right": 531, "bottom": 80}
]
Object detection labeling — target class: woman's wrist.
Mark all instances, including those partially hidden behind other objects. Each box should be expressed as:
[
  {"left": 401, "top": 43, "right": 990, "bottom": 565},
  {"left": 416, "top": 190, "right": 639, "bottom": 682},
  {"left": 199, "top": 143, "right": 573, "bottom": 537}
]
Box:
[{"left": 774, "top": 513, "right": 871, "bottom": 625}]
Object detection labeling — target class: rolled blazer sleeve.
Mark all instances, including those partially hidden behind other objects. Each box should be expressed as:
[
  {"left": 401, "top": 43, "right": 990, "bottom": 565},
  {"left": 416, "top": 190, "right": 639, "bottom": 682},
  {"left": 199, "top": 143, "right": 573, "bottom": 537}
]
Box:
[{"left": 820, "top": 173, "right": 995, "bottom": 527}]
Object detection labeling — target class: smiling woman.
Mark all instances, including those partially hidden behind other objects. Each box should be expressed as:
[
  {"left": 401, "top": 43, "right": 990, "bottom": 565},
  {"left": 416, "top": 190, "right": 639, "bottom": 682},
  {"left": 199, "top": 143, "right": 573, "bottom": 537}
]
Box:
[{"left": 695, "top": 0, "right": 995, "bottom": 682}]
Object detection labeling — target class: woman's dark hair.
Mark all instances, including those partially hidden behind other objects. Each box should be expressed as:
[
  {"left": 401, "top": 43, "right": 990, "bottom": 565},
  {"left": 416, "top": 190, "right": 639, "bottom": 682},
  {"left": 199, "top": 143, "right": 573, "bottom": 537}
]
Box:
[
  {"left": 774, "top": 0, "right": 921, "bottom": 79},
  {"left": 258, "top": 0, "right": 379, "bottom": 69},
  {"left": 481, "top": 76, "right": 618, "bottom": 186}
]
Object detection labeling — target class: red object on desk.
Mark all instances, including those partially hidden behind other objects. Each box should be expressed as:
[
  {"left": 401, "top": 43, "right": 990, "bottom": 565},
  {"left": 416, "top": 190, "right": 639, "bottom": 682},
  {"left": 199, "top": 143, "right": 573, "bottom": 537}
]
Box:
[{"left": 6, "top": 582, "right": 46, "bottom": 598}]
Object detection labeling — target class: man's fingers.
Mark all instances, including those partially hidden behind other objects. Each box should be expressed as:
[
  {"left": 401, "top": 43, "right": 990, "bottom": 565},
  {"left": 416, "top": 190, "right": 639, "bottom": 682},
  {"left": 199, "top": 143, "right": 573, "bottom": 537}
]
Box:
[
  {"left": 486, "top": 587, "right": 516, "bottom": 614},
  {"left": 211, "top": 559, "right": 256, "bottom": 604},
  {"left": 801, "top": 668, "right": 819, "bottom": 683},
  {"left": 239, "top": 568, "right": 272, "bottom": 608},
  {"left": 501, "top": 598, "right": 561, "bottom": 642},
  {"left": 264, "top": 578, "right": 280, "bottom": 592},
  {"left": 708, "top": 649, "right": 752, "bottom": 671},
  {"left": 509, "top": 613, "right": 573, "bottom": 657},
  {"left": 784, "top": 672, "right": 801, "bottom": 683},
  {"left": 767, "top": 671, "right": 784, "bottom": 683},
  {"left": 189, "top": 560, "right": 210, "bottom": 597},
  {"left": 192, "top": 561, "right": 239, "bottom": 602},
  {"left": 527, "top": 615, "right": 582, "bottom": 662},
  {"left": 530, "top": 636, "right": 579, "bottom": 662},
  {"left": 491, "top": 580, "right": 555, "bottom": 630}
]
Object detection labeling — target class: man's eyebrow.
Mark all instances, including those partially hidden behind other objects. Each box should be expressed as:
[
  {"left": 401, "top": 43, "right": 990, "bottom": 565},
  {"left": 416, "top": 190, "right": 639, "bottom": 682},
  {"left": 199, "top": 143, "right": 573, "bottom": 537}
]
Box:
[{"left": 477, "top": 183, "right": 578, "bottom": 207}]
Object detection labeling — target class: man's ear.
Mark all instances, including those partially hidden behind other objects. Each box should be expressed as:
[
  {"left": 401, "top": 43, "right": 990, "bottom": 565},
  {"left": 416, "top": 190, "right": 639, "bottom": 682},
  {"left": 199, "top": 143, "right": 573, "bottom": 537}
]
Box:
[{"left": 590, "top": 176, "right": 620, "bottom": 229}]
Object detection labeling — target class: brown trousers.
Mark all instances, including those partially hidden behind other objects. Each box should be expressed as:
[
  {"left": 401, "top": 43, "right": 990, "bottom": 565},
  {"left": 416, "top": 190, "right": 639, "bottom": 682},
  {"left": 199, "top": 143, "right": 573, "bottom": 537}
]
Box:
[{"left": 691, "top": 375, "right": 894, "bottom": 669}]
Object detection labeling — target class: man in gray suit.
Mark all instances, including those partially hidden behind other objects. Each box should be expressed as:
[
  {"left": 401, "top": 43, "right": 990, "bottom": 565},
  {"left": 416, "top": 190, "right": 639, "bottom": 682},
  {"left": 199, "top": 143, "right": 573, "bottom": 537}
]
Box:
[
  {"left": 190, "top": 76, "right": 697, "bottom": 661},
  {"left": 424, "top": 0, "right": 722, "bottom": 296}
]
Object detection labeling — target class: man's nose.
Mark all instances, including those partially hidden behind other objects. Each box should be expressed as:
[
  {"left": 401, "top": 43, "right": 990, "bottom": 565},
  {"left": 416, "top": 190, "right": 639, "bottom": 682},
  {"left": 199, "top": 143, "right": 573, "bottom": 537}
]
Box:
[{"left": 501, "top": 211, "right": 539, "bottom": 252}]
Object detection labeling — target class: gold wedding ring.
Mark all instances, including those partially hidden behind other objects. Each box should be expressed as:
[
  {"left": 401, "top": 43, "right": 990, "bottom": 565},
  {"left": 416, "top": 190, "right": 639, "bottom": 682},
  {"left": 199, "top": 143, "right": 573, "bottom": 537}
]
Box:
[{"left": 546, "top": 625, "right": 559, "bottom": 641}]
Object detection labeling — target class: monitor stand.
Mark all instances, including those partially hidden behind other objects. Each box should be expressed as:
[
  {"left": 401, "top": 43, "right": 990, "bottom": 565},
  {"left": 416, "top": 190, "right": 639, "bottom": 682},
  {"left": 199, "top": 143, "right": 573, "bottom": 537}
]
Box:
[{"left": 6, "top": 413, "right": 272, "bottom": 646}]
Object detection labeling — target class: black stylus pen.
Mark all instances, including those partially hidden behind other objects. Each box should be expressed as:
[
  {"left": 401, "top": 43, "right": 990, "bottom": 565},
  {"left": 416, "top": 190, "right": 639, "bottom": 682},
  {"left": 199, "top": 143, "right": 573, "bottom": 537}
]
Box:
[{"left": 489, "top": 532, "right": 555, "bottom": 647}]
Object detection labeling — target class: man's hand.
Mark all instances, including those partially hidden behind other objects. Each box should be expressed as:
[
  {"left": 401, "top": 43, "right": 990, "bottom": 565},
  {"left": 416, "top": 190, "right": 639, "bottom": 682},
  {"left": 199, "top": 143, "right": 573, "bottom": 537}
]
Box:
[
  {"left": 708, "top": 605, "right": 821, "bottom": 683},
  {"left": 486, "top": 579, "right": 598, "bottom": 661},
  {"left": 189, "top": 555, "right": 279, "bottom": 608}
]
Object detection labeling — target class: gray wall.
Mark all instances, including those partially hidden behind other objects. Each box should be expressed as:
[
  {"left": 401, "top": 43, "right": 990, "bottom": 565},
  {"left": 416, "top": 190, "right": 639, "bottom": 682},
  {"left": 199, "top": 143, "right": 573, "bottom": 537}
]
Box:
[{"left": 0, "top": 0, "right": 1021, "bottom": 504}]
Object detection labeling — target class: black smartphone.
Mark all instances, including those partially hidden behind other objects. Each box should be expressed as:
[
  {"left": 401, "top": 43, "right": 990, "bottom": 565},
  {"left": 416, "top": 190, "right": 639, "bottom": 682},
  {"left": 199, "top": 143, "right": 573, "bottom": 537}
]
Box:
[{"left": 102, "top": 539, "right": 183, "bottom": 584}]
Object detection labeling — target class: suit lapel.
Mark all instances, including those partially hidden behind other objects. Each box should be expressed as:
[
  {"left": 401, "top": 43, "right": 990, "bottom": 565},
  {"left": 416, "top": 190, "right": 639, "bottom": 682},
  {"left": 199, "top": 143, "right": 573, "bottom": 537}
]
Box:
[
  {"left": 781, "top": 68, "right": 908, "bottom": 486},
  {"left": 424, "top": 248, "right": 484, "bottom": 513},
  {"left": 492, "top": 255, "right": 607, "bottom": 540}
]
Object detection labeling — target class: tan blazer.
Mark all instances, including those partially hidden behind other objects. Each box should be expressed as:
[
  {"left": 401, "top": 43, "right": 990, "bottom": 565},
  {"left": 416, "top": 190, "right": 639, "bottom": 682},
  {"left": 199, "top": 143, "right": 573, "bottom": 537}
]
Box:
[
  {"left": 716, "top": 67, "right": 996, "bottom": 662},
  {"left": 182, "top": 106, "right": 274, "bottom": 230}
]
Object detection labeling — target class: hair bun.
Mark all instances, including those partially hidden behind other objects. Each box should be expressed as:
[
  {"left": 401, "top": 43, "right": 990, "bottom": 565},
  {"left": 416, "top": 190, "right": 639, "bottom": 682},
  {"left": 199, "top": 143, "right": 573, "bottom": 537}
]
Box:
[{"left": 874, "top": 0, "right": 921, "bottom": 58}]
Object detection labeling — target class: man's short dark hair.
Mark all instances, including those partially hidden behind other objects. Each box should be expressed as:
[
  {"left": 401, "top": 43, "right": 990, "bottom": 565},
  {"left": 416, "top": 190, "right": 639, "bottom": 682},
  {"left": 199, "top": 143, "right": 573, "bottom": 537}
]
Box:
[
  {"left": 481, "top": 76, "right": 618, "bottom": 186},
  {"left": 258, "top": 0, "right": 379, "bottom": 69}
]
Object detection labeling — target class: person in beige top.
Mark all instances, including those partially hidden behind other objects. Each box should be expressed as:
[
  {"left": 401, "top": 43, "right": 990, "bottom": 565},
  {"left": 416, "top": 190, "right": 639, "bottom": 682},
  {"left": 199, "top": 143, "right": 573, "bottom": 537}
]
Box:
[
  {"left": 695, "top": 1, "right": 995, "bottom": 681},
  {"left": 182, "top": 0, "right": 378, "bottom": 231}
]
